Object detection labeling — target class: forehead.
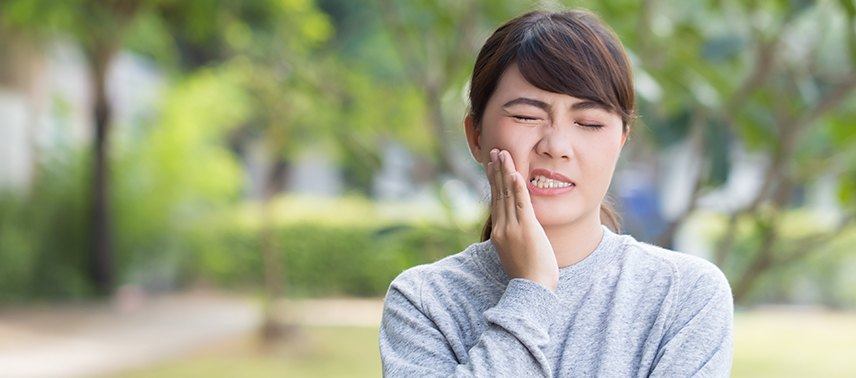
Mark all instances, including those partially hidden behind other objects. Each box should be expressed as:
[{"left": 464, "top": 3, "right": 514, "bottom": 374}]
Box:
[
  {"left": 492, "top": 64, "right": 614, "bottom": 115},
  {"left": 493, "top": 64, "right": 586, "bottom": 107}
]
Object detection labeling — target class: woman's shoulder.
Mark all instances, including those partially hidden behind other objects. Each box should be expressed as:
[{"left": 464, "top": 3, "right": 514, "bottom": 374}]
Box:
[{"left": 618, "top": 233, "right": 731, "bottom": 298}]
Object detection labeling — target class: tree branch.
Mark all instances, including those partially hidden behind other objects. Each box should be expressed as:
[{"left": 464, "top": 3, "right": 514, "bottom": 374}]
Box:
[{"left": 776, "top": 212, "right": 856, "bottom": 266}]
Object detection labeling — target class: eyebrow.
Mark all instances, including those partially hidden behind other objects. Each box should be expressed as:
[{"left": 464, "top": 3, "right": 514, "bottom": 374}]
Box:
[{"left": 501, "top": 97, "right": 611, "bottom": 112}]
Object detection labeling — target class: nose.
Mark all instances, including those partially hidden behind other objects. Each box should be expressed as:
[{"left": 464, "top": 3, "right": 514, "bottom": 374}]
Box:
[{"left": 535, "top": 127, "right": 573, "bottom": 160}]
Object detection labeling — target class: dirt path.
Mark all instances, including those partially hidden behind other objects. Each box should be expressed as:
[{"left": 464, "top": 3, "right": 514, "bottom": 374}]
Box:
[
  {"left": 0, "top": 292, "right": 384, "bottom": 377},
  {"left": 0, "top": 290, "right": 259, "bottom": 377},
  {"left": 277, "top": 297, "right": 384, "bottom": 327}
]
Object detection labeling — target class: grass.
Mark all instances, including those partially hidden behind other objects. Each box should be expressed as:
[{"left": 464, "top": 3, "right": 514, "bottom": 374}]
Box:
[
  {"left": 120, "top": 326, "right": 381, "bottom": 378},
  {"left": 122, "top": 309, "right": 856, "bottom": 377},
  {"left": 733, "top": 309, "right": 856, "bottom": 377}
]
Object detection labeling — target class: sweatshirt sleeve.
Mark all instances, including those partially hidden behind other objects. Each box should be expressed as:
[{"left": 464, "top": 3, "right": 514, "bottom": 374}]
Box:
[
  {"left": 379, "top": 268, "right": 560, "bottom": 377},
  {"left": 648, "top": 261, "right": 734, "bottom": 377}
]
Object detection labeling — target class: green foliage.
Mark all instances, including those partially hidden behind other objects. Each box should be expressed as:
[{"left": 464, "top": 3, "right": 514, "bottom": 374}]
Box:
[
  {"left": 112, "top": 67, "right": 248, "bottom": 289},
  {"left": 0, "top": 66, "right": 250, "bottom": 300},
  {"left": 0, "top": 168, "right": 480, "bottom": 301},
  {"left": 187, "top": 196, "right": 480, "bottom": 298},
  {"left": 0, "top": 151, "right": 93, "bottom": 301},
  {"left": 224, "top": 0, "right": 334, "bottom": 140},
  {"left": 2, "top": 0, "right": 855, "bottom": 307}
]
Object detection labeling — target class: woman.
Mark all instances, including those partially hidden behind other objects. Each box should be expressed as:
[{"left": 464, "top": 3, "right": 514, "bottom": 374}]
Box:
[{"left": 379, "top": 9, "right": 733, "bottom": 377}]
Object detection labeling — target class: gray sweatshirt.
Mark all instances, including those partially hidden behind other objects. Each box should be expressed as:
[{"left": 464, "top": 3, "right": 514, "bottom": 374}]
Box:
[{"left": 379, "top": 225, "right": 733, "bottom": 377}]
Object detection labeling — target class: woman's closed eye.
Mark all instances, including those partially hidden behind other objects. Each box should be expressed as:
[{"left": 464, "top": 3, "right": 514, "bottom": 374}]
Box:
[
  {"left": 509, "top": 113, "right": 605, "bottom": 130},
  {"left": 511, "top": 115, "right": 541, "bottom": 122},
  {"left": 575, "top": 121, "right": 604, "bottom": 130}
]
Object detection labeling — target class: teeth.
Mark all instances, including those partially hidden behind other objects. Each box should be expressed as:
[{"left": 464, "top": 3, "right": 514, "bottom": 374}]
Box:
[{"left": 529, "top": 175, "right": 573, "bottom": 189}]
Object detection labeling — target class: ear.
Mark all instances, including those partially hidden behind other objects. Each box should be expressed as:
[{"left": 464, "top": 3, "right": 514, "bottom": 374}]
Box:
[{"left": 464, "top": 114, "right": 485, "bottom": 163}]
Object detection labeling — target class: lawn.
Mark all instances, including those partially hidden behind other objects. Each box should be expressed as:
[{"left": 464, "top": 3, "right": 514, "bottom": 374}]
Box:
[
  {"left": 121, "top": 326, "right": 381, "bottom": 378},
  {"left": 122, "top": 309, "right": 856, "bottom": 377},
  {"left": 733, "top": 308, "right": 856, "bottom": 377}
]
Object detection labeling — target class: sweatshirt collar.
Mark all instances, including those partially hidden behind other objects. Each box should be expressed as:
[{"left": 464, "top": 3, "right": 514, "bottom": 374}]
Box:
[{"left": 475, "top": 224, "right": 626, "bottom": 288}]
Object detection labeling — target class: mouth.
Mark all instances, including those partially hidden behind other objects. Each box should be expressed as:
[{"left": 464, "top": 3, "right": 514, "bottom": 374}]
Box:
[{"left": 528, "top": 168, "right": 576, "bottom": 189}]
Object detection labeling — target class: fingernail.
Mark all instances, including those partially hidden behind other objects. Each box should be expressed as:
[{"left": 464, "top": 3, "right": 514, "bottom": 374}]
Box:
[{"left": 499, "top": 151, "right": 505, "bottom": 162}]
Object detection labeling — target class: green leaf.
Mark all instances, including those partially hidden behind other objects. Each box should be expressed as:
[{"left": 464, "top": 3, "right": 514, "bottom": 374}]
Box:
[
  {"left": 838, "top": 173, "right": 856, "bottom": 205},
  {"left": 839, "top": 0, "right": 856, "bottom": 66}
]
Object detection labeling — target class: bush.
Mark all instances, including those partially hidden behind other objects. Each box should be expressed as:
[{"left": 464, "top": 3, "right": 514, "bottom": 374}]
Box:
[
  {"left": 0, "top": 152, "right": 93, "bottom": 301},
  {"left": 187, "top": 218, "right": 480, "bottom": 298}
]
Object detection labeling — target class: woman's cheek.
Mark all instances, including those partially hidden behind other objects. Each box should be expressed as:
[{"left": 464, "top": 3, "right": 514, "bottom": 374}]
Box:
[{"left": 504, "top": 129, "right": 539, "bottom": 152}]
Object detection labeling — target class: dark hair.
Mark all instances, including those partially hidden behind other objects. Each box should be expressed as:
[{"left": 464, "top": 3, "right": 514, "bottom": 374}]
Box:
[{"left": 467, "top": 9, "right": 635, "bottom": 241}]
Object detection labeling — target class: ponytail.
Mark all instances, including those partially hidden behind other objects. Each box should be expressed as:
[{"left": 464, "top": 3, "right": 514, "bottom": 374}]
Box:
[
  {"left": 599, "top": 196, "right": 622, "bottom": 234},
  {"left": 479, "top": 214, "right": 493, "bottom": 242},
  {"left": 479, "top": 197, "right": 622, "bottom": 242}
]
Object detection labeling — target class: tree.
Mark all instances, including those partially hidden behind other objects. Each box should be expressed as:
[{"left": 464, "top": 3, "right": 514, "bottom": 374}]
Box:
[
  {"left": 2, "top": 0, "right": 145, "bottom": 295},
  {"left": 229, "top": 0, "right": 335, "bottom": 340},
  {"left": 370, "top": 0, "right": 855, "bottom": 304},
  {"left": 0, "top": 0, "right": 333, "bottom": 304},
  {"left": 585, "top": 0, "right": 856, "bottom": 304},
  {"left": 373, "top": 0, "right": 533, "bottom": 193},
  {"left": 140, "top": 0, "right": 338, "bottom": 340}
]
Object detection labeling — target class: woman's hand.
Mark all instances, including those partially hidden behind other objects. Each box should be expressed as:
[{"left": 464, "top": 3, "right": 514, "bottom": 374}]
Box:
[{"left": 487, "top": 148, "right": 559, "bottom": 292}]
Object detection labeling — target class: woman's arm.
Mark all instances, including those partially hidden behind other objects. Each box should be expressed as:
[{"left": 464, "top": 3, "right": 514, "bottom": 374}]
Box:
[
  {"left": 647, "top": 263, "right": 734, "bottom": 377},
  {"left": 379, "top": 269, "right": 560, "bottom": 377}
]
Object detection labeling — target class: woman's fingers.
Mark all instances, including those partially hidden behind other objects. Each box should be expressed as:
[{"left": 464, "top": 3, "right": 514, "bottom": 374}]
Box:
[
  {"left": 487, "top": 160, "right": 500, "bottom": 228},
  {"left": 499, "top": 151, "right": 519, "bottom": 224},
  {"left": 489, "top": 149, "right": 505, "bottom": 227},
  {"left": 512, "top": 169, "right": 537, "bottom": 224}
]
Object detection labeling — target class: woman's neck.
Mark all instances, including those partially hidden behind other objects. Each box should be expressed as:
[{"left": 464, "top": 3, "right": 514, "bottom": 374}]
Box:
[{"left": 543, "top": 216, "right": 605, "bottom": 269}]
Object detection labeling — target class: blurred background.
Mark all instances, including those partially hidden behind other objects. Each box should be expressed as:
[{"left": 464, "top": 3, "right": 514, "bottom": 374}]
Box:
[{"left": 0, "top": 0, "right": 854, "bottom": 376}]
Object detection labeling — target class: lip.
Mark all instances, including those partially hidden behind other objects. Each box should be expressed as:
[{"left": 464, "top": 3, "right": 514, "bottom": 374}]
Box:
[
  {"left": 527, "top": 168, "right": 576, "bottom": 196},
  {"left": 528, "top": 168, "right": 576, "bottom": 185}
]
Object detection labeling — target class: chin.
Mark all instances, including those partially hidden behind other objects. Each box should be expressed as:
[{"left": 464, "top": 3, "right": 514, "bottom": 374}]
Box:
[
  {"left": 533, "top": 208, "right": 579, "bottom": 228},
  {"left": 533, "top": 203, "right": 596, "bottom": 229}
]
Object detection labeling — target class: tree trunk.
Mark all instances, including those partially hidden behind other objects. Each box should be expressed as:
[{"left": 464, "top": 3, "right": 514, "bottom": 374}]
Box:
[
  {"left": 259, "top": 158, "right": 298, "bottom": 342},
  {"left": 730, "top": 215, "right": 781, "bottom": 305},
  {"left": 87, "top": 46, "right": 116, "bottom": 296}
]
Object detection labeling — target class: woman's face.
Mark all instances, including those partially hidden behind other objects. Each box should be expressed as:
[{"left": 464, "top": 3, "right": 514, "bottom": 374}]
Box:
[{"left": 465, "top": 63, "right": 628, "bottom": 228}]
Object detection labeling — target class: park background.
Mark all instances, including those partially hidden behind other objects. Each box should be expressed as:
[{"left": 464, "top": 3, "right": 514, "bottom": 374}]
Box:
[{"left": 1, "top": 0, "right": 855, "bottom": 376}]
